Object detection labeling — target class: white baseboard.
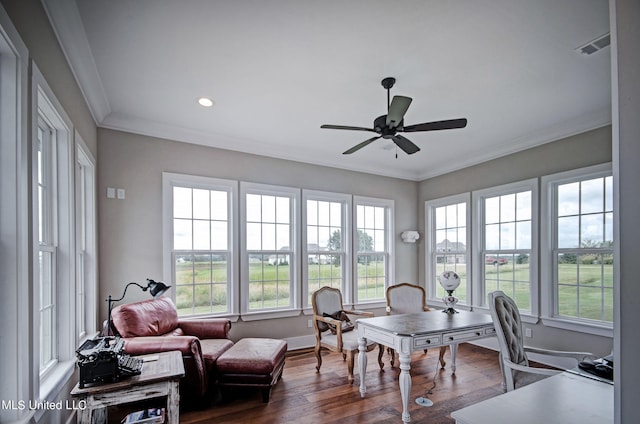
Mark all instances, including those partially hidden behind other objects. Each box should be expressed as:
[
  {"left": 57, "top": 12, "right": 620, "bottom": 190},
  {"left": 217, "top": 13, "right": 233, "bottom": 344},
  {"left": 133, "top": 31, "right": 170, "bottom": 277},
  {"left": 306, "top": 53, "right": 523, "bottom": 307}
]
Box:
[{"left": 283, "top": 334, "right": 316, "bottom": 351}]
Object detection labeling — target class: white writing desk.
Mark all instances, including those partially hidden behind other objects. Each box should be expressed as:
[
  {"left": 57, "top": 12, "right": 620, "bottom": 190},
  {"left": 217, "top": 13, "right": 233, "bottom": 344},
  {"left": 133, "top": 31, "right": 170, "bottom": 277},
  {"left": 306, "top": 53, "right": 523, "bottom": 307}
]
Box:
[
  {"left": 357, "top": 310, "right": 495, "bottom": 423},
  {"left": 451, "top": 371, "right": 613, "bottom": 424}
]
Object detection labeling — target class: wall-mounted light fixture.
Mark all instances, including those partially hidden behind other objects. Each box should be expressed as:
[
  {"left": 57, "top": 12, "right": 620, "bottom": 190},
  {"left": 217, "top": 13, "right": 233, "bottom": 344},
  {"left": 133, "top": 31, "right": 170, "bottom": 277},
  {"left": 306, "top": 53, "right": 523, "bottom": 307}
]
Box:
[{"left": 401, "top": 231, "right": 420, "bottom": 243}]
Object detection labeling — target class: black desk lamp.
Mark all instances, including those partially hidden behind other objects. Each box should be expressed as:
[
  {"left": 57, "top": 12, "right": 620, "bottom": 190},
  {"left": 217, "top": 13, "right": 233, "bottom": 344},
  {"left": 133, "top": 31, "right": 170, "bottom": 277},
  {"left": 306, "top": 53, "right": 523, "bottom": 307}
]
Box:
[{"left": 106, "top": 278, "right": 171, "bottom": 336}]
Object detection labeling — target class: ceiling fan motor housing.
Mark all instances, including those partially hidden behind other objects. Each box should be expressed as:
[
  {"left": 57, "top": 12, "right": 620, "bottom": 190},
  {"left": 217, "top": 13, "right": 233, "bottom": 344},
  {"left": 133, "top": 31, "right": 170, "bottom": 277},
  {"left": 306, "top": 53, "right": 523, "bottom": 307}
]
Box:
[{"left": 374, "top": 115, "right": 402, "bottom": 138}]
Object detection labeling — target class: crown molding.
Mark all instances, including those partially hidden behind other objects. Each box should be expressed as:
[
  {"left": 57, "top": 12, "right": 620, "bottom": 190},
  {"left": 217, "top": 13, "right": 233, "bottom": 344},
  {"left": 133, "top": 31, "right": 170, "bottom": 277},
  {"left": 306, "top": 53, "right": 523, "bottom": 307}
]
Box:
[{"left": 42, "top": 0, "right": 110, "bottom": 124}]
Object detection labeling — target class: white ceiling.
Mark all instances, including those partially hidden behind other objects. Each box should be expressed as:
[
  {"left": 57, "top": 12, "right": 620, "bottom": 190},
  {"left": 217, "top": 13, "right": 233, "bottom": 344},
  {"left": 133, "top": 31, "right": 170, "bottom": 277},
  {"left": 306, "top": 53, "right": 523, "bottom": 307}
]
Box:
[{"left": 44, "top": 0, "right": 611, "bottom": 181}]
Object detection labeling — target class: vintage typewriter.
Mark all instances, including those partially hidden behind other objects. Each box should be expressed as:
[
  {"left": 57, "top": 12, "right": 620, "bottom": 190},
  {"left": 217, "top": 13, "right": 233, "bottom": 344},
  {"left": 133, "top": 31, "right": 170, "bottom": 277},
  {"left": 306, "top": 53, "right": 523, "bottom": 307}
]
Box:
[{"left": 76, "top": 337, "right": 143, "bottom": 388}]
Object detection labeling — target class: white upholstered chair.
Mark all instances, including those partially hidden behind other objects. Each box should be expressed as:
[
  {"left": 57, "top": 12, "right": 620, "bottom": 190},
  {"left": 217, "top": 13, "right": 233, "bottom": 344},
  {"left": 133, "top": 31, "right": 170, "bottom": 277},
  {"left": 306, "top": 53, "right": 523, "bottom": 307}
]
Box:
[
  {"left": 311, "top": 286, "right": 384, "bottom": 384},
  {"left": 385, "top": 283, "right": 447, "bottom": 368},
  {"left": 488, "top": 290, "right": 595, "bottom": 391}
]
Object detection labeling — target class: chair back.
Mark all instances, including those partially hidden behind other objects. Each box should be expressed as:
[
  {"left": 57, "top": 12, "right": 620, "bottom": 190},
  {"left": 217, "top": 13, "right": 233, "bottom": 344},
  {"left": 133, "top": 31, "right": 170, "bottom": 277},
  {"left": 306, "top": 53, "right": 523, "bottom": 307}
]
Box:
[
  {"left": 386, "top": 283, "right": 428, "bottom": 315},
  {"left": 488, "top": 290, "right": 528, "bottom": 366},
  {"left": 312, "top": 286, "right": 344, "bottom": 332}
]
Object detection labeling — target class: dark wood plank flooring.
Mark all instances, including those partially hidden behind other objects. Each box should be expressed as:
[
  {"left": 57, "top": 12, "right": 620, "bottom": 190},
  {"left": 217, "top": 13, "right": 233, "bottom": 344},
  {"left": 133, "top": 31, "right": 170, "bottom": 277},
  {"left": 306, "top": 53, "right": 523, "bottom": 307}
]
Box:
[{"left": 180, "top": 343, "right": 505, "bottom": 424}]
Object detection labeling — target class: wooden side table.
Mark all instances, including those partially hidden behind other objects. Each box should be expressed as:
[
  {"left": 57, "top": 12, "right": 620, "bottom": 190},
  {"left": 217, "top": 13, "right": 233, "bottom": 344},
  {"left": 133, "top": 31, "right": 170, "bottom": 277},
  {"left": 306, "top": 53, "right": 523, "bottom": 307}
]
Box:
[{"left": 71, "top": 350, "right": 184, "bottom": 424}]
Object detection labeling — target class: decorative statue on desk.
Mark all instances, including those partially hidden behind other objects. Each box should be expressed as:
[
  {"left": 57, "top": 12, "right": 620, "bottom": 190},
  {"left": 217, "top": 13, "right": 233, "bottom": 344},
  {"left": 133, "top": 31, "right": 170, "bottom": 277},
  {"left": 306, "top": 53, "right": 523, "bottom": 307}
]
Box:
[{"left": 439, "top": 271, "right": 461, "bottom": 314}]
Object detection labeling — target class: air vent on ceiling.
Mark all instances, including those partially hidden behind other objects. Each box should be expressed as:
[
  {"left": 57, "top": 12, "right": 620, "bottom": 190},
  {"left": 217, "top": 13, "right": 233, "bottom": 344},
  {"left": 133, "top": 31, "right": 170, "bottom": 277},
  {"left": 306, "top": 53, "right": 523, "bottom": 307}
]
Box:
[{"left": 576, "top": 33, "right": 610, "bottom": 56}]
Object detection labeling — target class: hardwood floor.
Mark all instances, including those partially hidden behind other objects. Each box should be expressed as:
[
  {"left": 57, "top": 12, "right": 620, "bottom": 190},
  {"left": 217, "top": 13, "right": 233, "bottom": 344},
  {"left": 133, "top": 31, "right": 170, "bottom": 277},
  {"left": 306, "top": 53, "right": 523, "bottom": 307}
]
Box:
[{"left": 180, "top": 343, "right": 505, "bottom": 424}]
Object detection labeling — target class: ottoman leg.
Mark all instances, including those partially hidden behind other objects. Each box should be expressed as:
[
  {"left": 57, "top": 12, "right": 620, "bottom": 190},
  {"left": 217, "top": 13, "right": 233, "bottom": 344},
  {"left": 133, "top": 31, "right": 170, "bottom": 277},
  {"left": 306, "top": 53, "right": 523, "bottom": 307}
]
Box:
[{"left": 261, "top": 387, "right": 271, "bottom": 403}]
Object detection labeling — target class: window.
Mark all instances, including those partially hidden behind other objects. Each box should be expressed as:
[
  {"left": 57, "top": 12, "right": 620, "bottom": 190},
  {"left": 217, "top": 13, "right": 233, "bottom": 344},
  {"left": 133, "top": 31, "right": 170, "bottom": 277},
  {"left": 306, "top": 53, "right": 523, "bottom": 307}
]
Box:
[
  {"left": 425, "top": 193, "right": 470, "bottom": 305},
  {"left": 541, "top": 164, "right": 613, "bottom": 334},
  {"left": 37, "top": 116, "right": 57, "bottom": 375},
  {"left": 302, "top": 191, "right": 351, "bottom": 307},
  {"left": 75, "top": 137, "right": 97, "bottom": 341},
  {"left": 473, "top": 179, "right": 538, "bottom": 315},
  {"left": 32, "top": 65, "right": 76, "bottom": 397},
  {"left": 163, "top": 173, "right": 237, "bottom": 317},
  {"left": 354, "top": 196, "right": 394, "bottom": 305},
  {"left": 240, "top": 183, "right": 299, "bottom": 318}
]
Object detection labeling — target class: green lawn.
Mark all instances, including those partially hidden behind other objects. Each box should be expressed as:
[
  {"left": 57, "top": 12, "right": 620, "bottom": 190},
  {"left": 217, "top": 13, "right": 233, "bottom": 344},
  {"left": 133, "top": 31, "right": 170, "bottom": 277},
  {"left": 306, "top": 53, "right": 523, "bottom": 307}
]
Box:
[{"left": 174, "top": 260, "right": 612, "bottom": 322}]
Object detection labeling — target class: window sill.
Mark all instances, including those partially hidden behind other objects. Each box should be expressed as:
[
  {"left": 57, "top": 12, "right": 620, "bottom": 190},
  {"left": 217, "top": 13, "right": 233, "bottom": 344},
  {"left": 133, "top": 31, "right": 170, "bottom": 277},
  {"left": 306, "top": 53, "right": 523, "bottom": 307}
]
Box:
[
  {"left": 240, "top": 309, "right": 301, "bottom": 321},
  {"left": 39, "top": 359, "right": 75, "bottom": 402},
  {"left": 541, "top": 316, "right": 613, "bottom": 337}
]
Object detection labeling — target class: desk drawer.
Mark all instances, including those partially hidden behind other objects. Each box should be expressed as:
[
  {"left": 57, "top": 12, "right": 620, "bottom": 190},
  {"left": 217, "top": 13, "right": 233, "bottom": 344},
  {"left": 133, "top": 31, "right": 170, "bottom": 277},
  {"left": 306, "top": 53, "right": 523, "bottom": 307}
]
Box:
[
  {"left": 443, "top": 329, "right": 485, "bottom": 343},
  {"left": 414, "top": 335, "right": 441, "bottom": 349},
  {"left": 484, "top": 327, "right": 496, "bottom": 336}
]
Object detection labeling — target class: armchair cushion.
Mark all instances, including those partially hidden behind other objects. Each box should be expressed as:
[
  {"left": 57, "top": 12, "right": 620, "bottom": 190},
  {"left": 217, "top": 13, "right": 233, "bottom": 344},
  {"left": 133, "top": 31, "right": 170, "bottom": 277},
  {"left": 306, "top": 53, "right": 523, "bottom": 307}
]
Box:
[{"left": 199, "top": 338, "right": 234, "bottom": 372}]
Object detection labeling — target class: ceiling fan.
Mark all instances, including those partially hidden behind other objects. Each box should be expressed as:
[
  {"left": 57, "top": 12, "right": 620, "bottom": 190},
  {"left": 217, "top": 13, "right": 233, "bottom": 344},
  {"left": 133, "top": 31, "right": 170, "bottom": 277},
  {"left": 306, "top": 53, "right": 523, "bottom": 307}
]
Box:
[{"left": 321, "top": 77, "right": 467, "bottom": 155}]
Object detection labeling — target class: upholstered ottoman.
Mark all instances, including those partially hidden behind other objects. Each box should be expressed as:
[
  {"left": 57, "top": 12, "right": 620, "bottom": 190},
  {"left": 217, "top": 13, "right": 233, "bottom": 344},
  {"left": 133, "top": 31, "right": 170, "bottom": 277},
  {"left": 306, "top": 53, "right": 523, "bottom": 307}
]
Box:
[{"left": 216, "top": 338, "right": 287, "bottom": 402}]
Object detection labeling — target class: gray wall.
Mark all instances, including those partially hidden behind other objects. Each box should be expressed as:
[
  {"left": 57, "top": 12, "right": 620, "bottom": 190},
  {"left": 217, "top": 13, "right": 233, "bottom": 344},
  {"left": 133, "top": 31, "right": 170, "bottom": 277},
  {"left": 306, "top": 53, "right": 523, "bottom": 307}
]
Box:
[
  {"left": 97, "top": 128, "right": 419, "bottom": 340},
  {"left": 418, "top": 125, "right": 613, "bottom": 356}
]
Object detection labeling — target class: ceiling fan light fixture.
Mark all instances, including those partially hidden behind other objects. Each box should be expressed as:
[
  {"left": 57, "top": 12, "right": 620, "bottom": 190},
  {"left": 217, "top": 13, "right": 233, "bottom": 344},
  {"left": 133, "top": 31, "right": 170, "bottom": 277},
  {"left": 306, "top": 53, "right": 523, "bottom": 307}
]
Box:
[{"left": 197, "top": 97, "right": 214, "bottom": 107}]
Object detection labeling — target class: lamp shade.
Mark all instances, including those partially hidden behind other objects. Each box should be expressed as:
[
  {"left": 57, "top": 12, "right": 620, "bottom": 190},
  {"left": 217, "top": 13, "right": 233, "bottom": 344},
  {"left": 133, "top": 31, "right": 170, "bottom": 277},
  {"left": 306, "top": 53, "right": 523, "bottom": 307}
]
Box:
[
  {"left": 148, "top": 279, "right": 171, "bottom": 298},
  {"left": 439, "top": 271, "right": 461, "bottom": 292}
]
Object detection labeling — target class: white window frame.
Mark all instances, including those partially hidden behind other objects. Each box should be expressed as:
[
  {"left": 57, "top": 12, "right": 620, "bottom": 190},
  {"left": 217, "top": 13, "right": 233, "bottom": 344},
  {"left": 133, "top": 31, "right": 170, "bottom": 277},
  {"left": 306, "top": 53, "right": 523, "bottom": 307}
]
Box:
[
  {"left": 75, "top": 133, "right": 98, "bottom": 342},
  {"left": 541, "top": 163, "right": 613, "bottom": 337},
  {"left": 425, "top": 193, "right": 471, "bottom": 307},
  {"left": 240, "top": 182, "right": 300, "bottom": 320},
  {"left": 302, "top": 190, "right": 351, "bottom": 310},
  {"left": 32, "top": 64, "right": 76, "bottom": 401},
  {"left": 162, "top": 172, "right": 239, "bottom": 319},
  {"left": 353, "top": 196, "right": 394, "bottom": 308},
  {"left": 472, "top": 178, "right": 538, "bottom": 321},
  {"left": 37, "top": 113, "right": 58, "bottom": 377}
]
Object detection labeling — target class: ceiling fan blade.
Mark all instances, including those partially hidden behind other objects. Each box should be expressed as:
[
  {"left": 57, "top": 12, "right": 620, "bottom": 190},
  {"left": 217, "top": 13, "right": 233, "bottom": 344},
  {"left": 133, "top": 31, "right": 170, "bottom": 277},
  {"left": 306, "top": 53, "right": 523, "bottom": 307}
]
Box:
[
  {"left": 386, "top": 95, "right": 412, "bottom": 128},
  {"left": 392, "top": 134, "right": 420, "bottom": 155},
  {"left": 321, "top": 124, "right": 376, "bottom": 132},
  {"left": 402, "top": 118, "right": 468, "bottom": 132},
  {"left": 343, "top": 136, "right": 381, "bottom": 155}
]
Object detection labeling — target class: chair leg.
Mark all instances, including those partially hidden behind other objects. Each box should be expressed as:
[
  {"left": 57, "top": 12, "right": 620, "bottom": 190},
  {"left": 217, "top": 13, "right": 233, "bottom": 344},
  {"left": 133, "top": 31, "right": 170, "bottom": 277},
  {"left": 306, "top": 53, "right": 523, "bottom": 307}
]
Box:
[
  {"left": 346, "top": 351, "right": 355, "bottom": 384},
  {"left": 314, "top": 345, "right": 322, "bottom": 373},
  {"left": 390, "top": 348, "right": 396, "bottom": 368},
  {"left": 377, "top": 344, "right": 385, "bottom": 370}
]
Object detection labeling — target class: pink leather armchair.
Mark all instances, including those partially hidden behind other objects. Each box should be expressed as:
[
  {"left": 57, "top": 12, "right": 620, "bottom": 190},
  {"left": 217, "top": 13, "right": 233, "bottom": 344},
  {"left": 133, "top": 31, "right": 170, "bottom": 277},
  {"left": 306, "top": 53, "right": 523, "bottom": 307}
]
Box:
[{"left": 110, "top": 297, "right": 233, "bottom": 400}]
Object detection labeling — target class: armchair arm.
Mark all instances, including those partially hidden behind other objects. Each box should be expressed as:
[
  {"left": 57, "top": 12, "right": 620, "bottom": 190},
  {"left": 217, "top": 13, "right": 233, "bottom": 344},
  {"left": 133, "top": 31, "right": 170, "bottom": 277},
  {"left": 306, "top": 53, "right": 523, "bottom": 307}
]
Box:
[
  {"left": 524, "top": 346, "right": 596, "bottom": 362},
  {"left": 314, "top": 314, "right": 348, "bottom": 351},
  {"left": 314, "top": 314, "right": 342, "bottom": 326},
  {"left": 123, "top": 335, "right": 203, "bottom": 357},
  {"left": 123, "top": 335, "right": 208, "bottom": 398},
  {"left": 347, "top": 310, "right": 374, "bottom": 318},
  {"left": 502, "top": 356, "right": 561, "bottom": 376},
  {"left": 177, "top": 318, "right": 231, "bottom": 340}
]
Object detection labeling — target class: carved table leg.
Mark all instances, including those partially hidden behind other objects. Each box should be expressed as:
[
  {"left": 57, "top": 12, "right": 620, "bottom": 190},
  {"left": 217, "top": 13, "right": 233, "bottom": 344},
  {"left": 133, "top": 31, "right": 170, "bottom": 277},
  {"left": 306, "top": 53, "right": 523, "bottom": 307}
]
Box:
[
  {"left": 399, "top": 351, "right": 412, "bottom": 423},
  {"left": 450, "top": 342, "right": 459, "bottom": 374},
  {"left": 358, "top": 336, "right": 368, "bottom": 398}
]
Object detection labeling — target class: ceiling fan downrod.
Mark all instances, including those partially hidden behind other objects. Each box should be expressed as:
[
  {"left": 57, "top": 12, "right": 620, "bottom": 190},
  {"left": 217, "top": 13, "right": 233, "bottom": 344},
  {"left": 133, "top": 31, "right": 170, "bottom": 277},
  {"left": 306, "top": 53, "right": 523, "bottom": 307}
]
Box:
[{"left": 381, "top": 77, "right": 396, "bottom": 113}]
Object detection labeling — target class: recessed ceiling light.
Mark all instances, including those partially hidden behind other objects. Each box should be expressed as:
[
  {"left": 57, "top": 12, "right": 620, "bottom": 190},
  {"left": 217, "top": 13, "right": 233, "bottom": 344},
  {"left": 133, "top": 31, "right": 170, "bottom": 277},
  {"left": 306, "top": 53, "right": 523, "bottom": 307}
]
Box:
[{"left": 198, "top": 97, "right": 214, "bottom": 107}]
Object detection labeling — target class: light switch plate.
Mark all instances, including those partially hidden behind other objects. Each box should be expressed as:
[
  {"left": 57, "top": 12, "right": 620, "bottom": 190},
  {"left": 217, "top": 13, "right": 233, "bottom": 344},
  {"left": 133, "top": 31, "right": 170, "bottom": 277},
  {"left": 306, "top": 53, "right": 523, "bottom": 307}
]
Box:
[
  {"left": 107, "top": 187, "right": 116, "bottom": 198},
  {"left": 117, "top": 188, "right": 126, "bottom": 199}
]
